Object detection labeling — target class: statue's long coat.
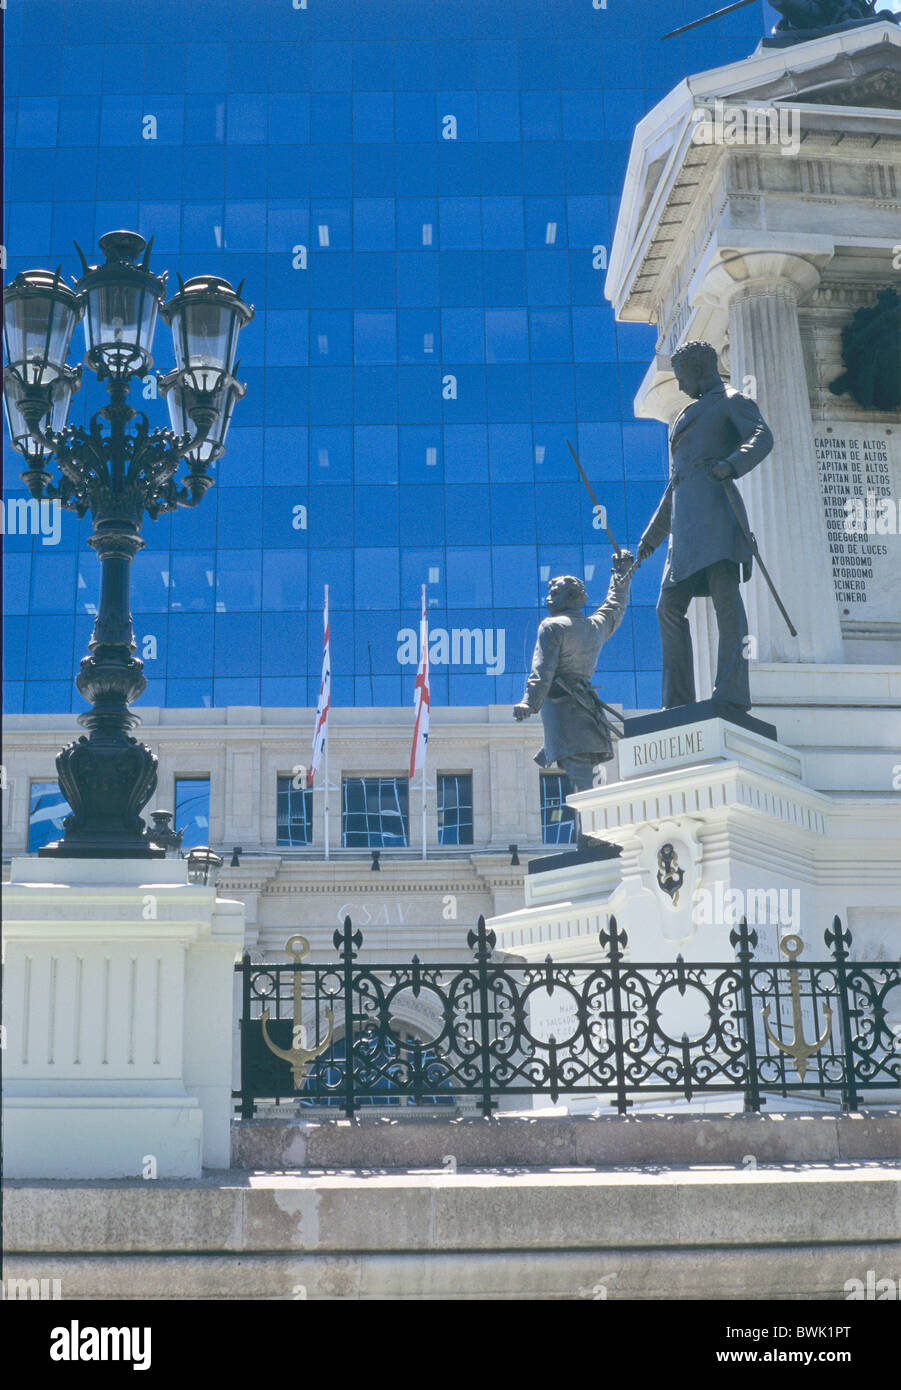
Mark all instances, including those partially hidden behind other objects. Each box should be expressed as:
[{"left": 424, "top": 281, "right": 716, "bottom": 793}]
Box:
[
  {"left": 523, "top": 572, "right": 630, "bottom": 767},
  {"left": 641, "top": 383, "right": 774, "bottom": 593}
]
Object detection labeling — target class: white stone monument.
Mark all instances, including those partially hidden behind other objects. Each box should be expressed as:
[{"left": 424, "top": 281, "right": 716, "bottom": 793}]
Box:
[
  {"left": 490, "top": 24, "right": 901, "bottom": 995},
  {"left": 3, "top": 857, "right": 245, "bottom": 1178}
]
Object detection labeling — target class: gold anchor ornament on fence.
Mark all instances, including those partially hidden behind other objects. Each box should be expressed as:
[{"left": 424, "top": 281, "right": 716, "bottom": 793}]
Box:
[
  {"left": 260, "top": 935, "right": 334, "bottom": 1087},
  {"left": 761, "top": 934, "right": 832, "bottom": 1081}
]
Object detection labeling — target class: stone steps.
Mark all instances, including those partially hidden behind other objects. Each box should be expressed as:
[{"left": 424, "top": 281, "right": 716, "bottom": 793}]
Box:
[
  {"left": 6, "top": 1111, "right": 898, "bottom": 1300},
  {"left": 231, "top": 1108, "right": 901, "bottom": 1170},
  {"left": 6, "top": 1162, "right": 900, "bottom": 1300}
]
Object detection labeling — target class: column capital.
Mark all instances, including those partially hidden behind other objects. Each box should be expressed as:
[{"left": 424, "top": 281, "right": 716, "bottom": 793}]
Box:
[
  {"left": 633, "top": 355, "right": 686, "bottom": 425},
  {"left": 696, "top": 249, "right": 827, "bottom": 310}
]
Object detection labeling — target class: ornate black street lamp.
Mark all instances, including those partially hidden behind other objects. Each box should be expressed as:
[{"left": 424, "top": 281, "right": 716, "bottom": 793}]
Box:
[{"left": 2, "top": 231, "right": 253, "bottom": 857}]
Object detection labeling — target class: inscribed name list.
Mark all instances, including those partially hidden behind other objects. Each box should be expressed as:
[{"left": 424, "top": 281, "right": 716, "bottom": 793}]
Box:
[{"left": 815, "top": 427, "right": 900, "bottom": 625}]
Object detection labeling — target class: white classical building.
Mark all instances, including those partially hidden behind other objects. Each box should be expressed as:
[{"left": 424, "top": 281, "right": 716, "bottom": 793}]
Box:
[{"left": 2, "top": 705, "right": 591, "bottom": 962}]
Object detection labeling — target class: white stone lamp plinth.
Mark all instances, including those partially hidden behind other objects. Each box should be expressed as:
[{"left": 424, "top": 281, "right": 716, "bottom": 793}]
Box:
[{"left": 2, "top": 857, "right": 245, "bottom": 1179}]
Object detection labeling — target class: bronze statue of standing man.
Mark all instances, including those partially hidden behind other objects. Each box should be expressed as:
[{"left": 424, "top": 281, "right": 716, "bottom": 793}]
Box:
[{"left": 636, "top": 340, "right": 774, "bottom": 715}]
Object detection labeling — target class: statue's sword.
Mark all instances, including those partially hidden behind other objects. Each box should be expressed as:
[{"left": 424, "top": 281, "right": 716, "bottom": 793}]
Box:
[
  {"left": 566, "top": 439, "right": 624, "bottom": 556},
  {"left": 661, "top": 0, "right": 758, "bottom": 40},
  {"left": 716, "top": 475, "right": 798, "bottom": 638}
]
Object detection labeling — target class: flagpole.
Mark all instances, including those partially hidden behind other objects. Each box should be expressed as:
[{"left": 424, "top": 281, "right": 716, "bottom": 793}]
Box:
[
  {"left": 421, "top": 583, "right": 427, "bottom": 862},
  {"left": 323, "top": 584, "right": 330, "bottom": 862}
]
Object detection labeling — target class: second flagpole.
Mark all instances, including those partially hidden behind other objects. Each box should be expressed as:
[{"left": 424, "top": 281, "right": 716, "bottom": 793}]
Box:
[
  {"left": 421, "top": 583, "right": 427, "bottom": 862},
  {"left": 323, "top": 584, "right": 330, "bottom": 862}
]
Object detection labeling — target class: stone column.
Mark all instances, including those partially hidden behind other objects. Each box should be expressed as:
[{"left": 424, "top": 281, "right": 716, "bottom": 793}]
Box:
[{"left": 699, "top": 252, "right": 844, "bottom": 666}]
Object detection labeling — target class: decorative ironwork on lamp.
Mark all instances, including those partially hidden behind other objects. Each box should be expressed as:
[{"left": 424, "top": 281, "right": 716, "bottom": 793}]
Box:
[{"left": 2, "top": 231, "right": 253, "bottom": 859}]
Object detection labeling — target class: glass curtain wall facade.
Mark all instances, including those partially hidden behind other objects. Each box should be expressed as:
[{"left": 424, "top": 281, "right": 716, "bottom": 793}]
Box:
[{"left": 2, "top": 0, "right": 768, "bottom": 717}]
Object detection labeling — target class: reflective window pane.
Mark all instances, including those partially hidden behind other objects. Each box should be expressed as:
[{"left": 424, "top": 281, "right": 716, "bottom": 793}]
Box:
[
  {"left": 175, "top": 775, "right": 211, "bottom": 848},
  {"left": 342, "top": 775, "right": 408, "bottom": 848},
  {"left": 540, "top": 772, "right": 576, "bottom": 845},
  {"left": 437, "top": 773, "right": 473, "bottom": 846},
  {"left": 28, "top": 780, "right": 71, "bottom": 853},
  {"left": 277, "top": 774, "right": 314, "bottom": 847}
]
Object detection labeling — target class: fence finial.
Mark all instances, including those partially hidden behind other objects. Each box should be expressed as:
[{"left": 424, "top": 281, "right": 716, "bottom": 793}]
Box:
[
  {"left": 333, "top": 914, "right": 363, "bottom": 959},
  {"left": 598, "top": 914, "right": 627, "bottom": 958},
  {"left": 467, "top": 914, "right": 496, "bottom": 960},
  {"left": 730, "top": 917, "right": 758, "bottom": 959},
  {"left": 825, "top": 915, "right": 852, "bottom": 960}
]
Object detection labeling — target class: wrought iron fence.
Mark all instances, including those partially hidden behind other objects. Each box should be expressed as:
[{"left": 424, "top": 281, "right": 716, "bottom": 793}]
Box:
[{"left": 233, "top": 916, "right": 900, "bottom": 1118}]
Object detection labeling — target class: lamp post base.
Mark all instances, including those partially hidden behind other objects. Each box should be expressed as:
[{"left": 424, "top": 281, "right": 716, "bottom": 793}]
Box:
[
  {"left": 45, "top": 722, "right": 165, "bottom": 859},
  {"left": 38, "top": 838, "right": 165, "bottom": 859}
]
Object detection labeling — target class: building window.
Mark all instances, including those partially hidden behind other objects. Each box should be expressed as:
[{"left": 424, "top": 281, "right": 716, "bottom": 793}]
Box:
[
  {"left": 28, "top": 780, "right": 71, "bottom": 853},
  {"left": 175, "top": 776, "right": 211, "bottom": 849},
  {"left": 540, "top": 773, "right": 576, "bottom": 845},
  {"left": 342, "top": 776, "right": 408, "bottom": 848},
  {"left": 437, "top": 773, "right": 473, "bottom": 845},
  {"left": 277, "top": 775, "right": 313, "bottom": 847}
]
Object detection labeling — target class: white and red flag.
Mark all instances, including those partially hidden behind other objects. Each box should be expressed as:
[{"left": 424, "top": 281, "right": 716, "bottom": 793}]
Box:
[
  {"left": 409, "top": 583, "right": 430, "bottom": 779},
  {"left": 308, "top": 585, "right": 330, "bottom": 787}
]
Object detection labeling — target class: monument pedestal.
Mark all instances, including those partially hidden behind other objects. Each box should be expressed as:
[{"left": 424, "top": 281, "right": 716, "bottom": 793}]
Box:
[
  {"left": 491, "top": 712, "right": 900, "bottom": 969},
  {"left": 2, "top": 857, "right": 245, "bottom": 1178},
  {"left": 490, "top": 711, "right": 900, "bottom": 1109}
]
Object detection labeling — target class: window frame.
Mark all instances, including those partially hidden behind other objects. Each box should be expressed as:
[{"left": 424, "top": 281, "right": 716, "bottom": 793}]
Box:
[
  {"left": 437, "top": 771, "right": 474, "bottom": 846},
  {"left": 276, "top": 773, "right": 314, "bottom": 848},
  {"left": 539, "top": 771, "right": 576, "bottom": 845},
  {"left": 174, "top": 774, "right": 212, "bottom": 849},
  {"left": 342, "top": 774, "right": 409, "bottom": 848}
]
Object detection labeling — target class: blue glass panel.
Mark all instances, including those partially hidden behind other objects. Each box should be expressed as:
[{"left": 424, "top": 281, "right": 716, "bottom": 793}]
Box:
[
  {"left": 4, "top": 683, "right": 25, "bottom": 713},
  {"left": 213, "top": 613, "right": 261, "bottom": 676},
  {"left": 441, "top": 308, "right": 483, "bottom": 363},
  {"left": 489, "top": 484, "right": 536, "bottom": 544},
  {"left": 353, "top": 312, "right": 396, "bottom": 364},
  {"left": 353, "top": 93, "right": 394, "bottom": 143},
  {"left": 485, "top": 310, "right": 528, "bottom": 362},
  {"left": 216, "top": 552, "right": 262, "bottom": 611},
  {"left": 168, "top": 552, "right": 215, "bottom": 613},
  {"left": 354, "top": 487, "right": 398, "bottom": 544},
  {"left": 398, "top": 486, "right": 445, "bottom": 545},
  {"left": 353, "top": 547, "right": 399, "bottom": 609},
  {"left": 165, "top": 679, "right": 213, "bottom": 708},
  {"left": 478, "top": 91, "right": 520, "bottom": 142},
  {"left": 397, "top": 308, "right": 440, "bottom": 364},
  {"left": 354, "top": 426, "right": 398, "bottom": 482},
  {"left": 262, "top": 550, "right": 308, "bottom": 611},
  {"left": 7, "top": 203, "right": 53, "bottom": 256},
  {"left": 394, "top": 143, "right": 436, "bottom": 194},
  {"left": 261, "top": 427, "right": 307, "bottom": 487},
  {"left": 166, "top": 616, "right": 214, "bottom": 677},
  {"left": 28, "top": 552, "right": 77, "bottom": 614},
  {"left": 24, "top": 681, "right": 73, "bottom": 713},
  {"left": 311, "top": 41, "right": 353, "bottom": 91},
  {"left": 433, "top": 42, "right": 475, "bottom": 89},
  {"left": 3, "top": 554, "right": 31, "bottom": 614},
  {"left": 445, "top": 485, "right": 490, "bottom": 546},
  {"left": 399, "top": 427, "right": 442, "bottom": 482},
  {"left": 397, "top": 253, "right": 439, "bottom": 307},
  {"left": 25, "top": 617, "right": 75, "bottom": 680},
  {"left": 3, "top": 618, "right": 27, "bottom": 681}
]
